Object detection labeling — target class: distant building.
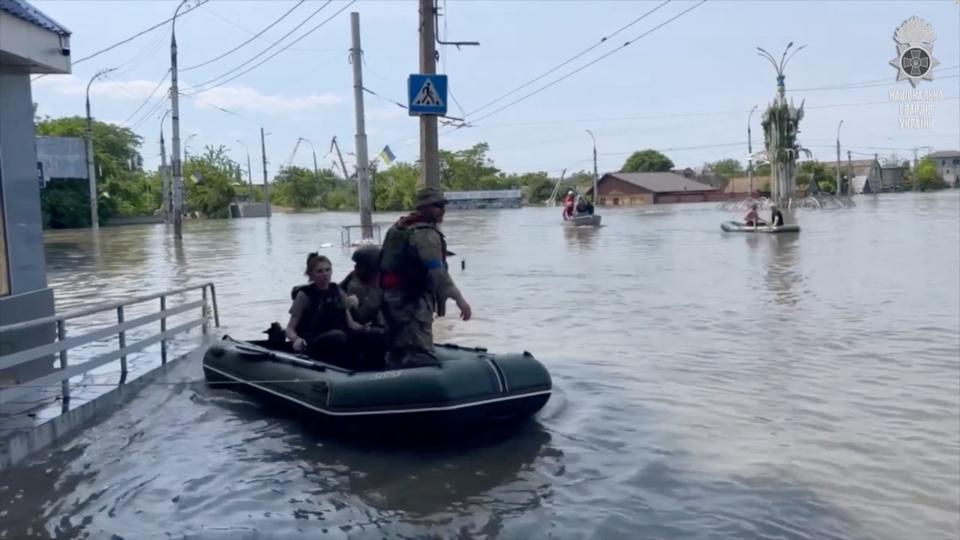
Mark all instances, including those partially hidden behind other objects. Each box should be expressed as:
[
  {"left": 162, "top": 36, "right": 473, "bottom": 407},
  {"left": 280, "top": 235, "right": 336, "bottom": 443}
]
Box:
[
  {"left": 724, "top": 175, "right": 771, "bottom": 197},
  {"left": 444, "top": 189, "right": 522, "bottom": 209},
  {"left": 926, "top": 150, "right": 960, "bottom": 187},
  {"left": 590, "top": 172, "right": 723, "bottom": 205}
]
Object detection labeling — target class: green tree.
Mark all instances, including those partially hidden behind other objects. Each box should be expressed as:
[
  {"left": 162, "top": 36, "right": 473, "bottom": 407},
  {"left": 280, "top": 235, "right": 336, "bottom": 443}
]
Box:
[
  {"left": 439, "top": 143, "right": 503, "bottom": 190},
  {"left": 622, "top": 149, "right": 674, "bottom": 172},
  {"left": 272, "top": 166, "right": 321, "bottom": 210},
  {"left": 35, "top": 116, "right": 149, "bottom": 227},
  {"left": 183, "top": 145, "right": 243, "bottom": 218},
  {"left": 914, "top": 157, "right": 947, "bottom": 191},
  {"left": 796, "top": 161, "right": 836, "bottom": 193},
  {"left": 372, "top": 162, "right": 419, "bottom": 210},
  {"left": 705, "top": 158, "right": 744, "bottom": 178}
]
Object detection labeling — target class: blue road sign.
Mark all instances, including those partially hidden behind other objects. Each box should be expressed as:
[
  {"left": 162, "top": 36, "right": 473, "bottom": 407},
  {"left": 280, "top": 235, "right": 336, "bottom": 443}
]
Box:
[{"left": 408, "top": 74, "right": 448, "bottom": 116}]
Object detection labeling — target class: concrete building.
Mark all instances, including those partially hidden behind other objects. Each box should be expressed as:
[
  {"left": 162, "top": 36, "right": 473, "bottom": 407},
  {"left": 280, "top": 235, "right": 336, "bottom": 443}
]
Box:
[
  {"left": 927, "top": 150, "right": 960, "bottom": 187},
  {"left": 0, "top": 0, "right": 71, "bottom": 383},
  {"left": 590, "top": 172, "right": 723, "bottom": 205},
  {"left": 445, "top": 189, "right": 522, "bottom": 209}
]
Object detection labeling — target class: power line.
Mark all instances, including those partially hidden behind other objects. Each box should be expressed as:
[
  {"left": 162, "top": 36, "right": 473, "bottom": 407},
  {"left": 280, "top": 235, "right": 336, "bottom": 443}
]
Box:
[
  {"left": 199, "top": 4, "right": 337, "bottom": 54},
  {"left": 465, "top": 0, "right": 672, "bottom": 118},
  {"left": 185, "top": 1, "right": 355, "bottom": 96},
  {"left": 183, "top": 1, "right": 334, "bottom": 94},
  {"left": 465, "top": 0, "right": 708, "bottom": 126},
  {"left": 181, "top": 1, "right": 306, "bottom": 72},
  {"left": 792, "top": 65, "right": 959, "bottom": 92},
  {"left": 120, "top": 69, "right": 171, "bottom": 126}
]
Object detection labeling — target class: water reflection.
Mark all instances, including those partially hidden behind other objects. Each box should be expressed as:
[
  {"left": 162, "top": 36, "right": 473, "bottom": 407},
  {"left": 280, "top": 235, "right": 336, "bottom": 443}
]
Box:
[{"left": 562, "top": 224, "right": 600, "bottom": 253}]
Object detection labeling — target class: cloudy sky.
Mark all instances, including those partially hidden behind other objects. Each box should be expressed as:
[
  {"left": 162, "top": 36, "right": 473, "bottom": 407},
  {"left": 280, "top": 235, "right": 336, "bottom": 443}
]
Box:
[{"left": 30, "top": 0, "right": 960, "bottom": 180}]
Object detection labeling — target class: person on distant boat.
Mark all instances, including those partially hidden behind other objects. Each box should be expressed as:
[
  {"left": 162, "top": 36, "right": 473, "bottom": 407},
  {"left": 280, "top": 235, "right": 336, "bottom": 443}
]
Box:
[
  {"left": 769, "top": 202, "right": 785, "bottom": 228},
  {"left": 576, "top": 196, "right": 595, "bottom": 216},
  {"left": 286, "top": 253, "right": 366, "bottom": 364},
  {"left": 743, "top": 203, "right": 766, "bottom": 227},
  {"left": 563, "top": 190, "right": 576, "bottom": 220},
  {"left": 379, "top": 187, "right": 472, "bottom": 367}
]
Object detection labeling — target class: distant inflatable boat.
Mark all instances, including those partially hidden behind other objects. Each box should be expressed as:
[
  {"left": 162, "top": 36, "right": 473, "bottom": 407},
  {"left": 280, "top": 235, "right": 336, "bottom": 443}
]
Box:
[
  {"left": 721, "top": 221, "right": 800, "bottom": 233},
  {"left": 203, "top": 336, "right": 552, "bottom": 429}
]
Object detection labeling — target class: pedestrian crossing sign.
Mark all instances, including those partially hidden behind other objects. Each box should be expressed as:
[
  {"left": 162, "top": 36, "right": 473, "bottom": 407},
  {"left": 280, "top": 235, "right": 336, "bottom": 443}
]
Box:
[{"left": 408, "top": 74, "right": 448, "bottom": 116}]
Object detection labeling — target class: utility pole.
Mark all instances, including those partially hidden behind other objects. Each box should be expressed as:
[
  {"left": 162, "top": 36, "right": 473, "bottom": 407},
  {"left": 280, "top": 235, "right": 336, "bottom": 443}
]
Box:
[
  {"left": 169, "top": 0, "right": 189, "bottom": 240},
  {"left": 160, "top": 130, "right": 170, "bottom": 223},
  {"left": 835, "top": 119, "right": 844, "bottom": 196},
  {"left": 85, "top": 67, "right": 115, "bottom": 232},
  {"left": 586, "top": 129, "right": 599, "bottom": 205},
  {"left": 418, "top": 0, "right": 439, "bottom": 189},
  {"left": 350, "top": 12, "right": 374, "bottom": 239},
  {"left": 747, "top": 105, "right": 757, "bottom": 197},
  {"left": 261, "top": 127, "right": 271, "bottom": 216},
  {"left": 847, "top": 150, "right": 853, "bottom": 192}
]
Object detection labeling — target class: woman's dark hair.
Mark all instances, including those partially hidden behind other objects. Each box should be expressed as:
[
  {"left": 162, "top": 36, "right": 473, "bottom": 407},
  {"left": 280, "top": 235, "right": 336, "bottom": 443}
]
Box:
[{"left": 305, "top": 252, "right": 332, "bottom": 276}]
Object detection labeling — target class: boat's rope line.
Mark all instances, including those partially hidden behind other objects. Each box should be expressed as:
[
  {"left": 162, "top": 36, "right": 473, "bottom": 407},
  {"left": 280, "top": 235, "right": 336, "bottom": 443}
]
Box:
[{"left": 1, "top": 378, "right": 343, "bottom": 391}]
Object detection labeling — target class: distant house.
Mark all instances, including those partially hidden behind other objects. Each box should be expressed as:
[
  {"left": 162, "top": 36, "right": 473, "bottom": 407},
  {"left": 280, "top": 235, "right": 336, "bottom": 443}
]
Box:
[
  {"left": 589, "top": 172, "right": 722, "bottom": 206},
  {"left": 445, "top": 189, "right": 522, "bottom": 210},
  {"left": 927, "top": 150, "right": 960, "bottom": 187},
  {"left": 724, "top": 175, "right": 771, "bottom": 197}
]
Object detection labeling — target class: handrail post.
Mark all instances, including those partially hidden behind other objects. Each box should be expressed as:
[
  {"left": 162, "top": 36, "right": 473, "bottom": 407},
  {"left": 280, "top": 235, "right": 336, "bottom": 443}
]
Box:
[
  {"left": 209, "top": 283, "right": 220, "bottom": 328},
  {"left": 160, "top": 295, "right": 168, "bottom": 364},
  {"left": 57, "top": 320, "right": 70, "bottom": 403},
  {"left": 202, "top": 286, "right": 210, "bottom": 335},
  {"left": 117, "top": 306, "right": 127, "bottom": 376}
]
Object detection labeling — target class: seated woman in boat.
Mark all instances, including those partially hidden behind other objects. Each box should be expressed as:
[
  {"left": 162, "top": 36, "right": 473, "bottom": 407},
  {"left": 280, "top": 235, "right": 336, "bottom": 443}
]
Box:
[
  {"left": 286, "top": 253, "right": 368, "bottom": 365},
  {"left": 743, "top": 204, "right": 766, "bottom": 227},
  {"left": 340, "top": 246, "right": 388, "bottom": 369},
  {"left": 576, "top": 197, "right": 595, "bottom": 216}
]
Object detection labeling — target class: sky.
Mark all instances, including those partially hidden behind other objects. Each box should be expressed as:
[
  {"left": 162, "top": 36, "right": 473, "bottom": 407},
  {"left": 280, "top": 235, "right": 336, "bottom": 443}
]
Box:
[{"left": 28, "top": 0, "right": 960, "bottom": 181}]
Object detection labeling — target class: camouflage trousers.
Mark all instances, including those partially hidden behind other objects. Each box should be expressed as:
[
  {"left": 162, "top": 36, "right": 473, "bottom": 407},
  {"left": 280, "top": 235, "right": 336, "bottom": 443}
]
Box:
[{"left": 381, "top": 290, "right": 436, "bottom": 366}]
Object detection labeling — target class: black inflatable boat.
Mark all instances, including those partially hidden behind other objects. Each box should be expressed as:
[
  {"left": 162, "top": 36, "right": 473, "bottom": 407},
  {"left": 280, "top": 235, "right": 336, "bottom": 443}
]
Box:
[{"left": 202, "top": 336, "right": 552, "bottom": 429}]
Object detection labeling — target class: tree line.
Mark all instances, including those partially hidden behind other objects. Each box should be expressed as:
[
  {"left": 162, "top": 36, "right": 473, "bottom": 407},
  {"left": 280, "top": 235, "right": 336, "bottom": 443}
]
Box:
[{"left": 35, "top": 117, "right": 950, "bottom": 229}]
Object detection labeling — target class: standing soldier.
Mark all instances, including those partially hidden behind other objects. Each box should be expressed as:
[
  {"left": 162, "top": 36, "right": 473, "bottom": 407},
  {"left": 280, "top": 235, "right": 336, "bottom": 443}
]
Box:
[{"left": 378, "top": 187, "right": 472, "bottom": 366}]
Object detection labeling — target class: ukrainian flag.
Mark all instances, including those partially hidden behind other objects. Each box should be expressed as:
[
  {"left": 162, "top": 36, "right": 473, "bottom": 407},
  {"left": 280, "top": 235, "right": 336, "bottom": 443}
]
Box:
[{"left": 377, "top": 145, "right": 396, "bottom": 165}]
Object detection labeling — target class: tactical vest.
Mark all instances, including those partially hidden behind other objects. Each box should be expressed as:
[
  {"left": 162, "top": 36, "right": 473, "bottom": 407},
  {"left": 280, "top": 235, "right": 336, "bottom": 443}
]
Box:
[
  {"left": 292, "top": 283, "right": 347, "bottom": 341},
  {"left": 379, "top": 218, "right": 446, "bottom": 296}
]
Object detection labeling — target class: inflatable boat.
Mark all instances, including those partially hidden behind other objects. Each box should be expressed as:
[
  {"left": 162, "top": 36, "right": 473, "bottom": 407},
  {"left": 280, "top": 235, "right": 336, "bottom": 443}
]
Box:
[
  {"left": 721, "top": 220, "right": 800, "bottom": 233},
  {"left": 202, "top": 336, "right": 552, "bottom": 429},
  {"left": 563, "top": 213, "right": 602, "bottom": 227}
]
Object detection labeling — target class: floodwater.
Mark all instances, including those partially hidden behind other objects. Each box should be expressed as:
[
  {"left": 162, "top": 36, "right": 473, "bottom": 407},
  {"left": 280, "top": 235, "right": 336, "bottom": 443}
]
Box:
[{"left": 2, "top": 192, "right": 958, "bottom": 539}]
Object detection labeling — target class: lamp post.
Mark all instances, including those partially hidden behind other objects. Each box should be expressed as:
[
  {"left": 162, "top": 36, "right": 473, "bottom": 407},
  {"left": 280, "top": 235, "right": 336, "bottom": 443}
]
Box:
[
  {"left": 169, "top": 0, "right": 190, "bottom": 239},
  {"left": 184, "top": 133, "right": 197, "bottom": 162},
  {"left": 160, "top": 109, "right": 172, "bottom": 222},
  {"left": 748, "top": 105, "right": 758, "bottom": 197},
  {"left": 236, "top": 139, "right": 253, "bottom": 192},
  {"left": 835, "top": 120, "right": 844, "bottom": 195},
  {"left": 299, "top": 137, "right": 319, "bottom": 176},
  {"left": 585, "top": 129, "right": 599, "bottom": 205},
  {"left": 85, "top": 67, "right": 117, "bottom": 232}
]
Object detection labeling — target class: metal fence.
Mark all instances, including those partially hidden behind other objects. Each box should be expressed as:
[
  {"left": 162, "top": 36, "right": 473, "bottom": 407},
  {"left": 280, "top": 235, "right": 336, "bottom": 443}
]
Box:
[{"left": 0, "top": 283, "right": 219, "bottom": 405}]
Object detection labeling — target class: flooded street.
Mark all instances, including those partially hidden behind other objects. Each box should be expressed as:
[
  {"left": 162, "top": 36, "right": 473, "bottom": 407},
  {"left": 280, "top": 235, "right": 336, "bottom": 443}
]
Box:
[{"left": 2, "top": 192, "right": 959, "bottom": 539}]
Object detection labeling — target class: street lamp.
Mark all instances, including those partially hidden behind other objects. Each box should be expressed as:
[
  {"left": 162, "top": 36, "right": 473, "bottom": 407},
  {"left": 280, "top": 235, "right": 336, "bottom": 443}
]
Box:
[
  {"left": 585, "top": 129, "right": 598, "bottom": 205},
  {"left": 184, "top": 133, "right": 197, "bottom": 161},
  {"left": 835, "top": 120, "right": 844, "bottom": 195},
  {"left": 298, "top": 137, "right": 319, "bottom": 176},
  {"left": 169, "top": 0, "right": 190, "bottom": 239},
  {"left": 85, "top": 67, "right": 117, "bottom": 232},
  {"left": 236, "top": 140, "right": 253, "bottom": 189},
  {"left": 748, "top": 104, "right": 758, "bottom": 196},
  {"left": 160, "top": 109, "right": 172, "bottom": 222}
]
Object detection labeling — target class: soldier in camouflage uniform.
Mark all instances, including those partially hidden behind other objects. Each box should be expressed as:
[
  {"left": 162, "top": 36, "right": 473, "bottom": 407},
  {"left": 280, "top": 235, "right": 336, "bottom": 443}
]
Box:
[{"left": 378, "top": 187, "right": 472, "bottom": 366}]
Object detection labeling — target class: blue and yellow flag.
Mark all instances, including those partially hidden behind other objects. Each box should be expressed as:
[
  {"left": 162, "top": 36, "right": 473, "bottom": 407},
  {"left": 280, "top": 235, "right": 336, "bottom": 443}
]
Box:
[{"left": 378, "top": 145, "right": 396, "bottom": 165}]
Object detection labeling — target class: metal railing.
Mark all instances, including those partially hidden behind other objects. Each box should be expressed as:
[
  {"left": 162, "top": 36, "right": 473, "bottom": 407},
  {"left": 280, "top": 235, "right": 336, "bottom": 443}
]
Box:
[{"left": 0, "top": 283, "right": 219, "bottom": 405}]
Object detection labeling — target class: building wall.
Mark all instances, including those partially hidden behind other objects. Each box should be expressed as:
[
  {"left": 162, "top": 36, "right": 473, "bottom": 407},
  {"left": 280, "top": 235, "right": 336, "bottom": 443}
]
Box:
[
  {"left": 0, "top": 73, "right": 57, "bottom": 385},
  {"left": 596, "top": 177, "right": 650, "bottom": 206},
  {"left": 654, "top": 191, "right": 726, "bottom": 204},
  {"left": 935, "top": 157, "right": 960, "bottom": 186}
]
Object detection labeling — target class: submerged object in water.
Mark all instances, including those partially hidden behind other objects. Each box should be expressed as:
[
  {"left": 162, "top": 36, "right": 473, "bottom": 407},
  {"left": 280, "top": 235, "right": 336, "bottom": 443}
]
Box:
[{"left": 202, "top": 336, "right": 552, "bottom": 429}]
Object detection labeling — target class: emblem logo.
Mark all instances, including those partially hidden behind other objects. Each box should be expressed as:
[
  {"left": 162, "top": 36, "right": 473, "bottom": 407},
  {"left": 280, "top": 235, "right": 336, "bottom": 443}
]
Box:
[{"left": 889, "top": 16, "right": 939, "bottom": 88}]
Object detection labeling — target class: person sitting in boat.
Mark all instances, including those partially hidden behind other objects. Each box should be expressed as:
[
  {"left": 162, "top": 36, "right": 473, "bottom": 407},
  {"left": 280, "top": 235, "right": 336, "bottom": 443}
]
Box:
[
  {"left": 576, "top": 196, "right": 595, "bottom": 216},
  {"left": 286, "top": 253, "right": 367, "bottom": 364},
  {"left": 563, "top": 190, "right": 576, "bottom": 220},
  {"left": 769, "top": 203, "right": 785, "bottom": 228},
  {"left": 743, "top": 203, "right": 766, "bottom": 227},
  {"left": 340, "top": 245, "right": 384, "bottom": 327}
]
